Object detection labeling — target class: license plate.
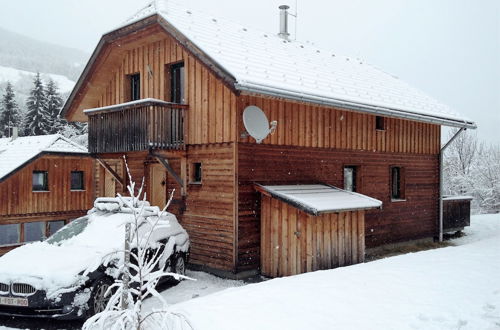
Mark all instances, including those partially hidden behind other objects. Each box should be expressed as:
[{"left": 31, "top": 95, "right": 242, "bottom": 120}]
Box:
[{"left": 0, "top": 297, "right": 28, "bottom": 307}]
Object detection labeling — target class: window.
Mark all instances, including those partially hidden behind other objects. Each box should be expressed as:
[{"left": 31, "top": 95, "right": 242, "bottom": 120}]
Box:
[
  {"left": 0, "top": 224, "right": 20, "bottom": 246},
  {"left": 391, "top": 166, "right": 405, "bottom": 200},
  {"left": 191, "top": 162, "right": 202, "bottom": 183},
  {"left": 24, "top": 222, "right": 46, "bottom": 242},
  {"left": 376, "top": 116, "right": 385, "bottom": 130},
  {"left": 343, "top": 166, "right": 357, "bottom": 192},
  {"left": 170, "top": 62, "right": 185, "bottom": 104},
  {"left": 48, "top": 220, "right": 65, "bottom": 237},
  {"left": 32, "top": 171, "right": 48, "bottom": 191},
  {"left": 71, "top": 171, "right": 85, "bottom": 190},
  {"left": 129, "top": 73, "right": 140, "bottom": 101}
]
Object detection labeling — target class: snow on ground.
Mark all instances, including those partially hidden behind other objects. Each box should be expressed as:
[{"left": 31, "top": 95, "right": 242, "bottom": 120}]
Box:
[
  {"left": 0, "top": 65, "right": 75, "bottom": 93},
  {"left": 143, "top": 270, "right": 244, "bottom": 310},
  {"left": 161, "top": 214, "right": 500, "bottom": 330}
]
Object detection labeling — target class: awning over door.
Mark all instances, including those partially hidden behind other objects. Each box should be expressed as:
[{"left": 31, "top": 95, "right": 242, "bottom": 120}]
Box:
[{"left": 255, "top": 184, "right": 382, "bottom": 216}]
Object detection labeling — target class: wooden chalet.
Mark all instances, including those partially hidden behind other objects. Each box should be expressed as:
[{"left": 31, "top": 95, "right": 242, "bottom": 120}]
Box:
[
  {"left": 0, "top": 134, "right": 93, "bottom": 255},
  {"left": 61, "top": 2, "right": 476, "bottom": 278}
]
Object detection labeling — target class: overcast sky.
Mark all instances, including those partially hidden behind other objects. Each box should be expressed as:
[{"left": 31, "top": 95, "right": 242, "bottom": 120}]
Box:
[{"left": 1, "top": 0, "right": 498, "bottom": 144}]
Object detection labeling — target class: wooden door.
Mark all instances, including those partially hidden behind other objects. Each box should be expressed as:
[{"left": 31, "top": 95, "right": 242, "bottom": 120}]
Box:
[
  {"left": 150, "top": 164, "right": 167, "bottom": 208},
  {"left": 103, "top": 167, "right": 116, "bottom": 197}
]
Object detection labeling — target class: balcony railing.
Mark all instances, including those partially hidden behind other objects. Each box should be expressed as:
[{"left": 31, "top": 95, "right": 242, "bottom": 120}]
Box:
[{"left": 85, "top": 99, "right": 187, "bottom": 154}]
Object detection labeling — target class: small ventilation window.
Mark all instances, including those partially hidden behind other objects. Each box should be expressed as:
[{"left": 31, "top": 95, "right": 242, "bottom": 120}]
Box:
[
  {"left": 190, "top": 162, "right": 202, "bottom": 184},
  {"left": 376, "top": 116, "right": 385, "bottom": 131},
  {"left": 391, "top": 166, "right": 405, "bottom": 200}
]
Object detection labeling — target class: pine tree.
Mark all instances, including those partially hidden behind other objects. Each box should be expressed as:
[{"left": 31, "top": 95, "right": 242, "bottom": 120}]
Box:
[
  {"left": 45, "top": 79, "right": 65, "bottom": 134},
  {"left": 0, "top": 82, "right": 21, "bottom": 137},
  {"left": 24, "top": 73, "right": 51, "bottom": 136}
]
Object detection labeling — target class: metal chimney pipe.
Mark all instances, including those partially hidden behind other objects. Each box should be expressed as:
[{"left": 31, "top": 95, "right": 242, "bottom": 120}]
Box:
[
  {"left": 278, "top": 5, "right": 290, "bottom": 40},
  {"left": 10, "top": 127, "right": 18, "bottom": 140}
]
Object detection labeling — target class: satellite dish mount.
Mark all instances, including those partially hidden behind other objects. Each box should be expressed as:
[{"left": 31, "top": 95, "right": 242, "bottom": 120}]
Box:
[{"left": 242, "top": 106, "right": 277, "bottom": 143}]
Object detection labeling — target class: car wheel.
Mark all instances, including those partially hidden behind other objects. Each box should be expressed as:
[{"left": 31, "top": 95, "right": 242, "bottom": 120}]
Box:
[
  {"left": 173, "top": 254, "right": 186, "bottom": 281},
  {"left": 88, "top": 277, "right": 113, "bottom": 316}
]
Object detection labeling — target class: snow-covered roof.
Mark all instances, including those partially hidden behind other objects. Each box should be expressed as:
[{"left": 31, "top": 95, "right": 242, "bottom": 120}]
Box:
[
  {"left": 0, "top": 134, "right": 88, "bottom": 181},
  {"left": 117, "top": 0, "right": 474, "bottom": 128},
  {"left": 256, "top": 184, "right": 382, "bottom": 215}
]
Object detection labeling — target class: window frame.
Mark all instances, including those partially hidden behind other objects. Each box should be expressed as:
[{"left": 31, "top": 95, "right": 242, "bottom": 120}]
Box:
[
  {"left": 47, "top": 220, "right": 66, "bottom": 237},
  {"left": 32, "top": 170, "right": 49, "bottom": 192},
  {"left": 169, "top": 62, "right": 185, "bottom": 104},
  {"left": 390, "top": 166, "right": 406, "bottom": 201},
  {"left": 126, "top": 73, "right": 141, "bottom": 101},
  {"left": 376, "top": 116, "right": 385, "bottom": 131},
  {"left": 190, "top": 162, "right": 202, "bottom": 184},
  {"left": 343, "top": 165, "right": 359, "bottom": 192},
  {"left": 23, "top": 221, "right": 47, "bottom": 243},
  {"left": 70, "top": 171, "right": 85, "bottom": 191},
  {"left": 0, "top": 223, "right": 21, "bottom": 247}
]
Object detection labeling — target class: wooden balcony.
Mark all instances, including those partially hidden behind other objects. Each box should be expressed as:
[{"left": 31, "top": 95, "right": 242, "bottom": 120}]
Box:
[{"left": 86, "top": 99, "right": 187, "bottom": 154}]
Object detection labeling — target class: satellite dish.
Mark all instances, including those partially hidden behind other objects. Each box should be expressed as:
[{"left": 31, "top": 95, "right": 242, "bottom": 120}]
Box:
[{"left": 243, "top": 106, "right": 277, "bottom": 143}]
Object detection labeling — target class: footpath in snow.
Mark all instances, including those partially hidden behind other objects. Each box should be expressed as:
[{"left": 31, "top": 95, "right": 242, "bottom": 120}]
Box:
[{"left": 161, "top": 214, "right": 500, "bottom": 330}]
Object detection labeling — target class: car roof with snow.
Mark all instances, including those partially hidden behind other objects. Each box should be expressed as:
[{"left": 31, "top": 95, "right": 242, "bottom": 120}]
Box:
[{"left": 0, "top": 134, "right": 88, "bottom": 182}]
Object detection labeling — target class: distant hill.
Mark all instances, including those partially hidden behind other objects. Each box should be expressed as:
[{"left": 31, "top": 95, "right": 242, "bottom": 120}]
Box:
[
  {"left": 0, "top": 27, "right": 89, "bottom": 113},
  {"left": 0, "top": 27, "right": 88, "bottom": 81}
]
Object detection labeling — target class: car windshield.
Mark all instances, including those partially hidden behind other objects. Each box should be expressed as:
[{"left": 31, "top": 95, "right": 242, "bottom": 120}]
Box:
[{"left": 45, "top": 216, "right": 89, "bottom": 245}]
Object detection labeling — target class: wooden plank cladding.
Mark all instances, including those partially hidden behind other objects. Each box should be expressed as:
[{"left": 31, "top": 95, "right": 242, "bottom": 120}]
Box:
[
  {"left": 238, "top": 95, "right": 441, "bottom": 154},
  {"left": 260, "top": 195, "right": 365, "bottom": 277},
  {"left": 93, "top": 33, "right": 238, "bottom": 145},
  {"left": 238, "top": 143, "right": 439, "bottom": 271},
  {"left": 182, "top": 143, "right": 237, "bottom": 271},
  {"left": 87, "top": 100, "right": 187, "bottom": 154},
  {"left": 0, "top": 155, "right": 94, "bottom": 216}
]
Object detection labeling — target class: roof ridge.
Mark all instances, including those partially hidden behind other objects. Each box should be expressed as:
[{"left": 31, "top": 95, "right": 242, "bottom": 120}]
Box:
[{"left": 45, "top": 134, "right": 87, "bottom": 152}]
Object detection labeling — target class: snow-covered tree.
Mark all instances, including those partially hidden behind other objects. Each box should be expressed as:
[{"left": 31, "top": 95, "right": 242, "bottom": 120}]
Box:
[
  {"left": 45, "top": 79, "right": 66, "bottom": 134},
  {"left": 444, "top": 128, "right": 500, "bottom": 214},
  {"left": 23, "top": 73, "right": 51, "bottom": 135},
  {"left": 83, "top": 158, "right": 191, "bottom": 330},
  {"left": 0, "top": 82, "right": 22, "bottom": 137}
]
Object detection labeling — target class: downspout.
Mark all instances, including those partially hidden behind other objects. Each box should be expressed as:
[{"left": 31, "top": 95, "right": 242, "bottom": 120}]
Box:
[{"left": 439, "top": 127, "right": 466, "bottom": 242}]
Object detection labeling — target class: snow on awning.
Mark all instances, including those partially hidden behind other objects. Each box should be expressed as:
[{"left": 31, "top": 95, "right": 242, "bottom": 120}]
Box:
[{"left": 255, "top": 184, "right": 382, "bottom": 216}]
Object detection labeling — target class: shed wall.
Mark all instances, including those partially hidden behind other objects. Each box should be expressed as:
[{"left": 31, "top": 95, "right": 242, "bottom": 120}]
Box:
[{"left": 260, "top": 195, "right": 365, "bottom": 277}]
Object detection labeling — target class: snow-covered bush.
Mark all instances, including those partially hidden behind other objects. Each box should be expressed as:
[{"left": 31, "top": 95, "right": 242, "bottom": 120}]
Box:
[
  {"left": 83, "top": 158, "right": 192, "bottom": 330},
  {"left": 444, "top": 129, "right": 500, "bottom": 214}
]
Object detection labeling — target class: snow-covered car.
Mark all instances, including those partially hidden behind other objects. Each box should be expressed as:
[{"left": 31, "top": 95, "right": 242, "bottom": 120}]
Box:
[{"left": 0, "top": 197, "right": 189, "bottom": 320}]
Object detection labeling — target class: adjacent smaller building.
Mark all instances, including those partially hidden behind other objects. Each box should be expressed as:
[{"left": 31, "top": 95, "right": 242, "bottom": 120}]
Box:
[
  {"left": 0, "top": 134, "right": 93, "bottom": 255},
  {"left": 255, "top": 184, "right": 382, "bottom": 277}
]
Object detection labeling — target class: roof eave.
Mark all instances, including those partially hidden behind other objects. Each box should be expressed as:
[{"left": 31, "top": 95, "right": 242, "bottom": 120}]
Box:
[
  {"left": 236, "top": 82, "right": 477, "bottom": 129},
  {"left": 61, "top": 14, "right": 161, "bottom": 119}
]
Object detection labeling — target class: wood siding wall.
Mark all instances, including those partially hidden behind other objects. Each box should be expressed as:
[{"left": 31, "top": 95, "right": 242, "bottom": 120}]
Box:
[
  {"left": 260, "top": 195, "right": 365, "bottom": 277},
  {"left": 238, "top": 95, "right": 441, "bottom": 154},
  {"left": 96, "top": 34, "right": 238, "bottom": 145},
  {"left": 182, "top": 144, "right": 236, "bottom": 271},
  {"left": 0, "top": 155, "right": 94, "bottom": 217},
  {"left": 97, "top": 145, "right": 237, "bottom": 272},
  {"left": 238, "top": 143, "right": 439, "bottom": 271}
]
